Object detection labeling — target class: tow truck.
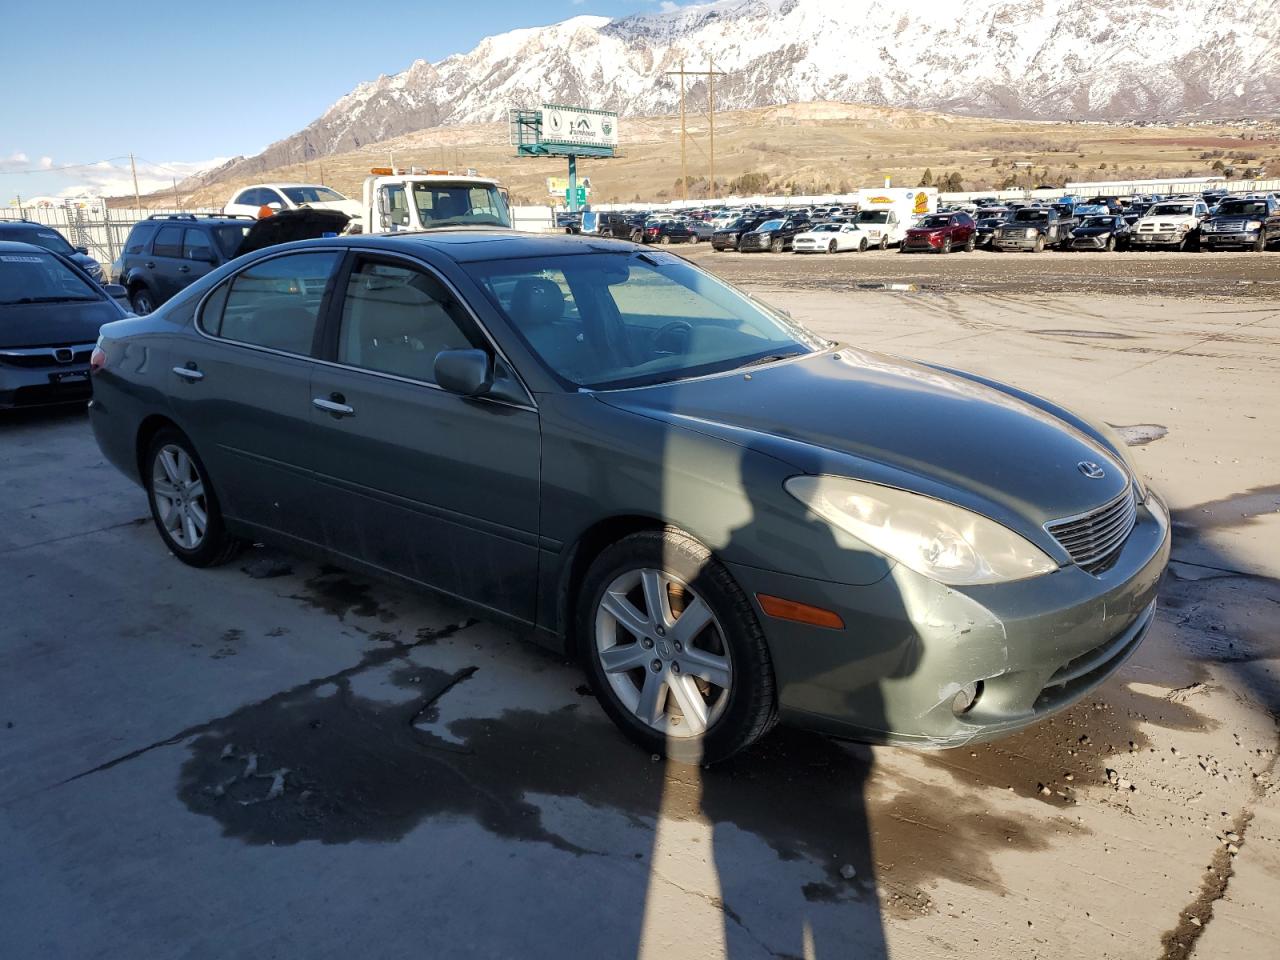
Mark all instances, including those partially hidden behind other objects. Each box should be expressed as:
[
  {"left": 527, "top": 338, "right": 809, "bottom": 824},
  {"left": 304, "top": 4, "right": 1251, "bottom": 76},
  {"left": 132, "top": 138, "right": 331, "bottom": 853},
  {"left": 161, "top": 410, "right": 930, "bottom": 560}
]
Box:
[{"left": 354, "top": 167, "right": 513, "bottom": 234}]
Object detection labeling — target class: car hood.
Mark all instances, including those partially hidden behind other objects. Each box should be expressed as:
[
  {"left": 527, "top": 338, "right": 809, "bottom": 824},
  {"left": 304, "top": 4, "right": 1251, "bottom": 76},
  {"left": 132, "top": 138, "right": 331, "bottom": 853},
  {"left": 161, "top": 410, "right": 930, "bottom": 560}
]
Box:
[
  {"left": 236, "top": 208, "right": 350, "bottom": 257},
  {"left": 0, "top": 297, "right": 122, "bottom": 349},
  {"left": 1073, "top": 225, "right": 1116, "bottom": 235},
  {"left": 597, "top": 349, "right": 1129, "bottom": 530}
]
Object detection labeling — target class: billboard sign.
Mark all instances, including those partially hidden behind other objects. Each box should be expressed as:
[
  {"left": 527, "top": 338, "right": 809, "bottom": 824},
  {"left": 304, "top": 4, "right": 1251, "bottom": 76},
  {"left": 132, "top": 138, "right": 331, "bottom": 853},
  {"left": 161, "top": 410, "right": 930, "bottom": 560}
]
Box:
[
  {"left": 546, "top": 176, "right": 592, "bottom": 197},
  {"left": 539, "top": 105, "right": 619, "bottom": 149}
]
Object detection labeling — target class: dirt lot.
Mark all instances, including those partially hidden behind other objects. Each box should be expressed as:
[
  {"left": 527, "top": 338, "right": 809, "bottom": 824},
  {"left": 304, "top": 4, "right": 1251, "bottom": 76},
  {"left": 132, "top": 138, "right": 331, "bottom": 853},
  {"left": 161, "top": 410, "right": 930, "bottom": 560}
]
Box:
[{"left": 1, "top": 256, "right": 1277, "bottom": 960}]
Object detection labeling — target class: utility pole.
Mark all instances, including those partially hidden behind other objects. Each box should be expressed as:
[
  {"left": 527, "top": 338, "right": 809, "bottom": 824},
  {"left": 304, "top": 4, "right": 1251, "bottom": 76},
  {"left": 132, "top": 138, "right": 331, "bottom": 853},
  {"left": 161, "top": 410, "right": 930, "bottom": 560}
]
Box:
[
  {"left": 129, "top": 153, "right": 141, "bottom": 210},
  {"left": 663, "top": 62, "right": 727, "bottom": 204},
  {"left": 172, "top": 177, "right": 180, "bottom": 210}
]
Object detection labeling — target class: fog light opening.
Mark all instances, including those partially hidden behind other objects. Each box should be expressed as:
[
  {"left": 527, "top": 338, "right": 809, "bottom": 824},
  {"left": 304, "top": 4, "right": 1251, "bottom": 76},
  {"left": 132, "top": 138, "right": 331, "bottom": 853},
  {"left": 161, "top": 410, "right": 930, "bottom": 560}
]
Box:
[{"left": 951, "top": 680, "right": 984, "bottom": 716}]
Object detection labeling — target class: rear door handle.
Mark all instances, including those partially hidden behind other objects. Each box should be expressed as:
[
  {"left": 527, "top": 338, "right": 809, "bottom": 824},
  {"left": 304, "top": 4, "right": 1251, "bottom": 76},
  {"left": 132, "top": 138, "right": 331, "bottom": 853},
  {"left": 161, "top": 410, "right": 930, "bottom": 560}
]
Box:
[
  {"left": 178, "top": 265, "right": 190, "bottom": 274},
  {"left": 313, "top": 396, "right": 355, "bottom": 417},
  {"left": 144, "top": 261, "right": 156, "bottom": 269},
  {"left": 172, "top": 365, "right": 204, "bottom": 382}
]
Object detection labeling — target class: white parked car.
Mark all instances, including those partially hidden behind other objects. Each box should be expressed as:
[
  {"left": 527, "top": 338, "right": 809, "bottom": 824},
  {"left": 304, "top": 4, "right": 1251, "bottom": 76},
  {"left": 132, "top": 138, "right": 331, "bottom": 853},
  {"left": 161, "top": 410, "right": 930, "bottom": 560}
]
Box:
[
  {"left": 223, "top": 183, "right": 363, "bottom": 220},
  {"left": 1131, "top": 200, "right": 1209, "bottom": 250},
  {"left": 792, "top": 222, "right": 867, "bottom": 253}
]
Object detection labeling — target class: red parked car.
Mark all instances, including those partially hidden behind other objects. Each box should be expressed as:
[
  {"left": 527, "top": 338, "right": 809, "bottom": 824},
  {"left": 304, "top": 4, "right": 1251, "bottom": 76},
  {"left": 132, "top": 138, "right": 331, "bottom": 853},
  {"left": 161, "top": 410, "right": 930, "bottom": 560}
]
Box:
[{"left": 900, "top": 212, "right": 977, "bottom": 254}]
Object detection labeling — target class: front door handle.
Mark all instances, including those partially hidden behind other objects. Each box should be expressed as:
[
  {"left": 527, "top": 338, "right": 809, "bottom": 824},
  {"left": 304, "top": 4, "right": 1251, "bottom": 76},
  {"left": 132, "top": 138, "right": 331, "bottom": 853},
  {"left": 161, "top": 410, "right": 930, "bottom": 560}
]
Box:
[
  {"left": 172, "top": 365, "right": 204, "bottom": 382},
  {"left": 313, "top": 395, "right": 355, "bottom": 417},
  {"left": 144, "top": 261, "right": 156, "bottom": 269},
  {"left": 178, "top": 265, "right": 191, "bottom": 274}
]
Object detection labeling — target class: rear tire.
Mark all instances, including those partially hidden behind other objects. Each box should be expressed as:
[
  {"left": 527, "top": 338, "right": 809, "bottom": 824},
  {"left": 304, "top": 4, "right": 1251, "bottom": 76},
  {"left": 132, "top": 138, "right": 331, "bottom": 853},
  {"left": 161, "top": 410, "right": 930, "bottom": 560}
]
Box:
[
  {"left": 964, "top": 234, "right": 976, "bottom": 252},
  {"left": 879, "top": 236, "right": 888, "bottom": 251},
  {"left": 688, "top": 234, "right": 699, "bottom": 245},
  {"left": 578, "top": 529, "right": 778, "bottom": 763},
  {"left": 130, "top": 285, "right": 155, "bottom": 315},
  {"left": 144, "top": 429, "right": 245, "bottom": 568}
]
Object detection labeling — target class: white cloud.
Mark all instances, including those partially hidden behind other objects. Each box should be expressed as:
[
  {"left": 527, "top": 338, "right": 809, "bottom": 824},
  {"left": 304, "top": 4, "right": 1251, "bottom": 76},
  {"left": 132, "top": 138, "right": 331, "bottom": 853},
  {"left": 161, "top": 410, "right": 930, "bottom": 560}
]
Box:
[
  {"left": 55, "top": 156, "right": 230, "bottom": 199},
  {"left": 0, "top": 151, "right": 33, "bottom": 173}
]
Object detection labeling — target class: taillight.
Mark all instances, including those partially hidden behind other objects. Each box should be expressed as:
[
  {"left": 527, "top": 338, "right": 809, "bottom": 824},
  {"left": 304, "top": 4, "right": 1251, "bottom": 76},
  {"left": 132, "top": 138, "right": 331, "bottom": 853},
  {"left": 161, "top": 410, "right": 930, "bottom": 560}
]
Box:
[{"left": 90, "top": 345, "right": 107, "bottom": 374}]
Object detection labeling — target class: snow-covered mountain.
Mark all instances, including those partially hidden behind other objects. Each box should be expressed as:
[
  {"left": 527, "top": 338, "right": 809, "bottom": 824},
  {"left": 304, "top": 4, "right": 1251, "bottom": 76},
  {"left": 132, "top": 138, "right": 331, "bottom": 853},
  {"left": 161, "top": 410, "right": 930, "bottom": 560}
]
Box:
[{"left": 231, "top": 0, "right": 1280, "bottom": 174}]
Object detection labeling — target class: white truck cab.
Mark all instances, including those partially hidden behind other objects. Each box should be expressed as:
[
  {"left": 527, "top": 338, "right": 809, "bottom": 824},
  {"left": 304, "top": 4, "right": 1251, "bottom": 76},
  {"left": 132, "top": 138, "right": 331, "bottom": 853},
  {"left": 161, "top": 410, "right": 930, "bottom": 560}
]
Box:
[
  {"left": 359, "top": 168, "right": 512, "bottom": 234},
  {"left": 851, "top": 190, "right": 936, "bottom": 249}
]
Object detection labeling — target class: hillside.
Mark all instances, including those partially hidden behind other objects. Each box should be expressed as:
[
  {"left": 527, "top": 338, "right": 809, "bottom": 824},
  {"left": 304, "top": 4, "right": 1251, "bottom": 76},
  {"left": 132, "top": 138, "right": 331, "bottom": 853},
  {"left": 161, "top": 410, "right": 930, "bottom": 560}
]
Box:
[{"left": 163, "top": 102, "right": 1279, "bottom": 210}]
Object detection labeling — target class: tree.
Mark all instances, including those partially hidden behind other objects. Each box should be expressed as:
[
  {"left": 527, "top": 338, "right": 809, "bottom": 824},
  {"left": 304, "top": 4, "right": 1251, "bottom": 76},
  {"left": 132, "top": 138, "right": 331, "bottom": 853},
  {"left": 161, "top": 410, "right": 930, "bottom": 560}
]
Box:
[
  {"left": 919, "top": 168, "right": 934, "bottom": 187},
  {"left": 946, "top": 172, "right": 964, "bottom": 192}
]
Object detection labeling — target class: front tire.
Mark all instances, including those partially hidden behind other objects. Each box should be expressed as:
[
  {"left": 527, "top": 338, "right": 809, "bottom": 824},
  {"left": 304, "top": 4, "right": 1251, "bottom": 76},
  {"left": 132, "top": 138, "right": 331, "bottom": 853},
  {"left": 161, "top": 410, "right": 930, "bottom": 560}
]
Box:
[
  {"left": 145, "top": 429, "right": 244, "bottom": 567},
  {"left": 1033, "top": 235, "right": 1045, "bottom": 253},
  {"left": 770, "top": 238, "right": 784, "bottom": 253},
  {"left": 130, "top": 285, "right": 155, "bottom": 315},
  {"left": 827, "top": 240, "right": 838, "bottom": 254},
  {"left": 940, "top": 237, "right": 952, "bottom": 254},
  {"left": 858, "top": 237, "right": 868, "bottom": 252},
  {"left": 659, "top": 235, "right": 671, "bottom": 245},
  {"left": 578, "top": 529, "right": 777, "bottom": 763}
]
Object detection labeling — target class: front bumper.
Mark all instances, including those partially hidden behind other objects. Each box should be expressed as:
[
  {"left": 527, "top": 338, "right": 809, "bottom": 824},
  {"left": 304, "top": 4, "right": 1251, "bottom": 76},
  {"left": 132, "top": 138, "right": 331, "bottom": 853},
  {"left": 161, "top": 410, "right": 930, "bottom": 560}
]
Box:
[
  {"left": 1203, "top": 231, "right": 1259, "bottom": 248},
  {"left": 727, "top": 491, "right": 1170, "bottom": 748},
  {"left": 1067, "top": 236, "right": 1111, "bottom": 250},
  {"left": 0, "top": 363, "right": 93, "bottom": 408},
  {"left": 1131, "top": 232, "right": 1186, "bottom": 247},
  {"left": 792, "top": 241, "right": 831, "bottom": 253},
  {"left": 994, "top": 235, "right": 1043, "bottom": 250}
]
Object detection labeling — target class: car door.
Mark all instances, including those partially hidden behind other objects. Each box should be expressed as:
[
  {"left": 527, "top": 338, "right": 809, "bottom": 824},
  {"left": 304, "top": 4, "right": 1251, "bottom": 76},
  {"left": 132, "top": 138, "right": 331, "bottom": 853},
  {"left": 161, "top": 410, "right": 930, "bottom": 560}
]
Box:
[
  {"left": 178, "top": 228, "right": 218, "bottom": 291},
  {"left": 304, "top": 251, "right": 541, "bottom": 622},
  {"left": 165, "top": 248, "right": 344, "bottom": 541}
]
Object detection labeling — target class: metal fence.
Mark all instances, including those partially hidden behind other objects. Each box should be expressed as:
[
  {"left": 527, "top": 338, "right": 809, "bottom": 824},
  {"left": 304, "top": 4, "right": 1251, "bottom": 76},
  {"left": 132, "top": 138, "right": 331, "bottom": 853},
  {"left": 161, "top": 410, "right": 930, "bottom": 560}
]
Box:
[{"left": 0, "top": 204, "right": 216, "bottom": 267}]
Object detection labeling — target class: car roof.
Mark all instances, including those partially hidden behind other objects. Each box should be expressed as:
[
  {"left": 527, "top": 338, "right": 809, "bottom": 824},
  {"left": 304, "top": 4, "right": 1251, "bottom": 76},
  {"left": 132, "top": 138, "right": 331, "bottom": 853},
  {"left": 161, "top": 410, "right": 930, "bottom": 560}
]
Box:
[
  {"left": 239, "top": 182, "right": 329, "bottom": 189},
  {"left": 0, "top": 221, "right": 59, "bottom": 231},
  {"left": 335, "top": 229, "right": 641, "bottom": 264},
  {"left": 0, "top": 239, "right": 55, "bottom": 252}
]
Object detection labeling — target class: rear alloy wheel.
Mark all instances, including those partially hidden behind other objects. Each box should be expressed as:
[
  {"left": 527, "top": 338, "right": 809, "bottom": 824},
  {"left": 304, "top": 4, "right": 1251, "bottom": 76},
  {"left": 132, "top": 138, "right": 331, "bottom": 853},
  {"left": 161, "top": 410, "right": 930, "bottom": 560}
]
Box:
[
  {"left": 964, "top": 234, "right": 976, "bottom": 252},
  {"left": 827, "top": 240, "right": 838, "bottom": 254},
  {"left": 580, "top": 529, "right": 777, "bottom": 762},
  {"left": 130, "top": 286, "right": 155, "bottom": 315},
  {"left": 145, "top": 429, "right": 244, "bottom": 567},
  {"left": 688, "top": 233, "right": 699, "bottom": 245}
]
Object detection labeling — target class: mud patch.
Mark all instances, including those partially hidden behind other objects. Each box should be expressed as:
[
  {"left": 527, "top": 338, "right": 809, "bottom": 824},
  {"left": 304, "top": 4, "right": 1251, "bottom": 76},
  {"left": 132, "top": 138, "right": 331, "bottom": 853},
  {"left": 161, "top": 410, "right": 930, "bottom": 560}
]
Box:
[
  {"left": 210, "top": 628, "right": 243, "bottom": 660},
  {"left": 1159, "top": 809, "right": 1254, "bottom": 959},
  {"left": 240, "top": 548, "right": 294, "bottom": 580},
  {"left": 921, "top": 680, "right": 1212, "bottom": 806},
  {"left": 288, "top": 566, "right": 398, "bottom": 622},
  {"left": 1109, "top": 423, "right": 1169, "bottom": 446}
]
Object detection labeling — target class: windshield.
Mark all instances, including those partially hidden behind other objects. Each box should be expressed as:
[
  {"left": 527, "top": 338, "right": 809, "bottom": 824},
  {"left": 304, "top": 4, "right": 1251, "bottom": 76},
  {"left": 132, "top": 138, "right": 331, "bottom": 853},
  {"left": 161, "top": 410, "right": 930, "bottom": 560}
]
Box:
[
  {"left": 465, "top": 251, "right": 825, "bottom": 390},
  {"left": 0, "top": 251, "right": 99, "bottom": 305},
  {"left": 809, "top": 224, "right": 840, "bottom": 232},
  {"left": 978, "top": 211, "right": 1007, "bottom": 222},
  {"left": 1082, "top": 217, "right": 1117, "bottom": 228},
  {"left": 212, "top": 224, "right": 252, "bottom": 258},
  {"left": 1150, "top": 204, "right": 1193, "bottom": 216},
  {"left": 855, "top": 211, "right": 890, "bottom": 224},
  {"left": 281, "top": 186, "right": 347, "bottom": 205},
  {"left": 756, "top": 219, "right": 783, "bottom": 231},
  {"left": 918, "top": 216, "right": 951, "bottom": 229},
  {"left": 1013, "top": 210, "right": 1048, "bottom": 222},
  {"left": 1216, "top": 200, "right": 1267, "bottom": 217},
  {"left": 411, "top": 182, "right": 511, "bottom": 228},
  {"left": 8, "top": 228, "right": 75, "bottom": 255}
]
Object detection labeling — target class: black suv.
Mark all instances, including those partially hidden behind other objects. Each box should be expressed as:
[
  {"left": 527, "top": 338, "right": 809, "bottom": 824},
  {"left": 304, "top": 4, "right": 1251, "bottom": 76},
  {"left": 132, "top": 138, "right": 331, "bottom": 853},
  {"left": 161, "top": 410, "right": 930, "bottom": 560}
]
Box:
[
  {"left": 113, "top": 210, "right": 347, "bottom": 314},
  {"left": 584, "top": 212, "right": 646, "bottom": 242},
  {"left": 0, "top": 220, "right": 104, "bottom": 282},
  {"left": 737, "top": 215, "right": 810, "bottom": 253},
  {"left": 1201, "top": 196, "right": 1280, "bottom": 251}
]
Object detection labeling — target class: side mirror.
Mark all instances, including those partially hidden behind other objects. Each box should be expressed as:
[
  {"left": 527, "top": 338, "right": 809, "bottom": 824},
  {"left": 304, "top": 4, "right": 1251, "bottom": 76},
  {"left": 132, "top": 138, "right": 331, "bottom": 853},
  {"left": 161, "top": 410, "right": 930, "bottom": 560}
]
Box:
[
  {"left": 75, "top": 245, "right": 89, "bottom": 256},
  {"left": 435, "top": 349, "right": 493, "bottom": 397},
  {"left": 267, "top": 202, "right": 284, "bottom": 211},
  {"left": 103, "top": 283, "right": 127, "bottom": 298}
]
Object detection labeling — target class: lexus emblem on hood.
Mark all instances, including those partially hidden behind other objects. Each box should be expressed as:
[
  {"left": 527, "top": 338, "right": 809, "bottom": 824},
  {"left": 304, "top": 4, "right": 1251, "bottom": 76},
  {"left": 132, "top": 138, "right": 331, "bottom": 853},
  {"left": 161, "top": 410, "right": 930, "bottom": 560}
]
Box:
[{"left": 1077, "top": 461, "right": 1106, "bottom": 479}]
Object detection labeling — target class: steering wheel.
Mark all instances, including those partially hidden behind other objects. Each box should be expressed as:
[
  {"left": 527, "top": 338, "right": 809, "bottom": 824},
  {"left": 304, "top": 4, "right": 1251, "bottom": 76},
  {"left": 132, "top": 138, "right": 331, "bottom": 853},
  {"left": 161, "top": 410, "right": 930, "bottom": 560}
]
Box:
[{"left": 651, "top": 320, "right": 694, "bottom": 356}]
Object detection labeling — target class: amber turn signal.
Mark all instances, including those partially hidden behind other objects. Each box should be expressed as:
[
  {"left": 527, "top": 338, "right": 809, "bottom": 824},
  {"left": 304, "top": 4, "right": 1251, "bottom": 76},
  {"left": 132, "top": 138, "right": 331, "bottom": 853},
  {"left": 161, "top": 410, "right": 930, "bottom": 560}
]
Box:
[{"left": 756, "top": 594, "right": 845, "bottom": 629}]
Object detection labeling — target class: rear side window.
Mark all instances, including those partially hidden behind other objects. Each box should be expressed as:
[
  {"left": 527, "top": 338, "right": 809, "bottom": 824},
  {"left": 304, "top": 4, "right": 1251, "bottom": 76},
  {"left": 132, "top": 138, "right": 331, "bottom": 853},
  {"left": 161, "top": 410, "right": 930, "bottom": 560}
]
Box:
[
  {"left": 125, "top": 223, "right": 158, "bottom": 255},
  {"left": 152, "top": 226, "right": 183, "bottom": 258},
  {"left": 183, "top": 228, "right": 215, "bottom": 262},
  {"left": 201, "top": 251, "right": 339, "bottom": 355}
]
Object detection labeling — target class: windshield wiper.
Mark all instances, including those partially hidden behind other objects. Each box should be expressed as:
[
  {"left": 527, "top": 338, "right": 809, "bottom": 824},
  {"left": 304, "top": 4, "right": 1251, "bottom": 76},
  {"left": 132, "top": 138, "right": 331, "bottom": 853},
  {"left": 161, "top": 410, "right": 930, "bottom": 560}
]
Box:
[{"left": 738, "top": 351, "right": 803, "bottom": 370}]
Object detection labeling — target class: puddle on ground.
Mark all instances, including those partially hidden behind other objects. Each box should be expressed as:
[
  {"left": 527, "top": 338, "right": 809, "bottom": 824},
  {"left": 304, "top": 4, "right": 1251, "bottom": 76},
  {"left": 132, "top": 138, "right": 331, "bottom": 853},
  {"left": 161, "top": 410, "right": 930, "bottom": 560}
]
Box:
[{"left": 286, "top": 565, "right": 399, "bottom": 622}]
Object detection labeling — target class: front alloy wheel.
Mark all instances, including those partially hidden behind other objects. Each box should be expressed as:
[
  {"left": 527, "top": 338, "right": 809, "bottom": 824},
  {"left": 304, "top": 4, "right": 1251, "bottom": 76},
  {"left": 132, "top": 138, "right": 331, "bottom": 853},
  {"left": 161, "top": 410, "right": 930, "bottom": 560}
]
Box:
[{"left": 580, "top": 529, "right": 777, "bottom": 762}]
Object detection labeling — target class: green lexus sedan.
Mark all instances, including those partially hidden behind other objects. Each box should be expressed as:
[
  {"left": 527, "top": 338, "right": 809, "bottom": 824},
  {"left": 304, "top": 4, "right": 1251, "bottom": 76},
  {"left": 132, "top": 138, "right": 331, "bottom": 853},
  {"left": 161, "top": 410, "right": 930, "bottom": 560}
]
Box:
[{"left": 88, "top": 231, "right": 1169, "bottom": 761}]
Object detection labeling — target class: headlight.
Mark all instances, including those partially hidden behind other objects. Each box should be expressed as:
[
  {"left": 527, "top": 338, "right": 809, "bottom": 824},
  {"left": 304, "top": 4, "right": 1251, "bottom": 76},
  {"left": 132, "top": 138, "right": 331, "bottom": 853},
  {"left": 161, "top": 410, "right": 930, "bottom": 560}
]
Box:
[
  {"left": 1246, "top": 220, "right": 1262, "bottom": 230},
  {"left": 1025, "top": 228, "right": 1037, "bottom": 238},
  {"left": 785, "top": 476, "right": 1058, "bottom": 586}
]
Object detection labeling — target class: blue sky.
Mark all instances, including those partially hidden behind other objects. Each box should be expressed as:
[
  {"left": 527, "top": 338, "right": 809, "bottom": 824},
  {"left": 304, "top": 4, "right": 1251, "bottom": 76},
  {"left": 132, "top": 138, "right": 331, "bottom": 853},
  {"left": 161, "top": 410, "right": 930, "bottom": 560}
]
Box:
[{"left": 0, "top": 0, "right": 676, "bottom": 200}]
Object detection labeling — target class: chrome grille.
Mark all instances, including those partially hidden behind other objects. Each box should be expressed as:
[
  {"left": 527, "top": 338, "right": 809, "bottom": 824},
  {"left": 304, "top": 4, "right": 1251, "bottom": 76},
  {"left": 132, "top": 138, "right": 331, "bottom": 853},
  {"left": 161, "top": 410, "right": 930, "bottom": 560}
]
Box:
[{"left": 1046, "top": 486, "right": 1137, "bottom": 574}]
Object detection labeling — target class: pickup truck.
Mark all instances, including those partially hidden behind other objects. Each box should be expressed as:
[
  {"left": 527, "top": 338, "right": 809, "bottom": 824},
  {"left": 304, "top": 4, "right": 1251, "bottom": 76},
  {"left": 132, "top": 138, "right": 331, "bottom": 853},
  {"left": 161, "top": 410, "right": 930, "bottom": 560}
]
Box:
[
  {"left": 1131, "top": 200, "right": 1209, "bottom": 251},
  {"left": 993, "top": 207, "right": 1071, "bottom": 252}
]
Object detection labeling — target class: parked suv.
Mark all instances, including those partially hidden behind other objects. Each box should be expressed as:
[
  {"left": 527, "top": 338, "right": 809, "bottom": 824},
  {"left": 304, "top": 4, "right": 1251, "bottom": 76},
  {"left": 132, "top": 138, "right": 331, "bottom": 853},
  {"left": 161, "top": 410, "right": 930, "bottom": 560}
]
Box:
[
  {"left": 1200, "top": 196, "right": 1280, "bottom": 252},
  {"left": 113, "top": 210, "right": 348, "bottom": 314},
  {"left": 0, "top": 220, "right": 104, "bottom": 282},
  {"left": 993, "top": 207, "right": 1070, "bottom": 252},
  {"left": 1131, "top": 200, "right": 1209, "bottom": 251},
  {"left": 712, "top": 213, "right": 777, "bottom": 251},
  {"left": 901, "top": 212, "right": 976, "bottom": 253},
  {"left": 737, "top": 216, "right": 810, "bottom": 253},
  {"left": 583, "top": 212, "right": 646, "bottom": 243}
]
